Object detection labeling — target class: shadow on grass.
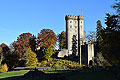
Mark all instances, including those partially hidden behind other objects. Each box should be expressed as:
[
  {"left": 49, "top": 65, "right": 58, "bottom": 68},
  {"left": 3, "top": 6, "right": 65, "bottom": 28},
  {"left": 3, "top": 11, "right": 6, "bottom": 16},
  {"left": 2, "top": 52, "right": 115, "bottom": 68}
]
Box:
[{"left": 0, "top": 70, "right": 113, "bottom": 80}]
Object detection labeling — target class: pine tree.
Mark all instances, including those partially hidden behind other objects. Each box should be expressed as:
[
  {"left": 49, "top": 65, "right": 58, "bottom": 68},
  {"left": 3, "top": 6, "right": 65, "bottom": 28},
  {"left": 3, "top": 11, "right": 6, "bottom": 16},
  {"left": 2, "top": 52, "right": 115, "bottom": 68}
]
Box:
[
  {"left": 96, "top": 20, "right": 103, "bottom": 52},
  {"left": 57, "top": 31, "right": 66, "bottom": 49}
]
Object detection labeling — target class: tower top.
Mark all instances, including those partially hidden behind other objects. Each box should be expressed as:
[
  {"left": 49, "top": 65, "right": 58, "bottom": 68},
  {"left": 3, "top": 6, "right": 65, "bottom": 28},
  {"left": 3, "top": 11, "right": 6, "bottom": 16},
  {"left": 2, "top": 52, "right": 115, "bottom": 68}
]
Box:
[{"left": 65, "top": 15, "right": 84, "bottom": 20}]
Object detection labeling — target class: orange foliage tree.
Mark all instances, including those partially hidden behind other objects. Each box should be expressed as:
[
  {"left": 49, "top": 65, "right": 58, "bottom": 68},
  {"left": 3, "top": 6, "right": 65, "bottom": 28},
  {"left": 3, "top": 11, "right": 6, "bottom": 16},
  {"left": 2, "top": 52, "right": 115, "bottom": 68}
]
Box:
[
  {"left": 37, "top": 29, "right": 57, "bottom": 60},
  {"left": 13, "top": 33, "right": 32, "bottom": 57},
  {"left": 37, "top": 29, "right": 57, "bottom": 48}
]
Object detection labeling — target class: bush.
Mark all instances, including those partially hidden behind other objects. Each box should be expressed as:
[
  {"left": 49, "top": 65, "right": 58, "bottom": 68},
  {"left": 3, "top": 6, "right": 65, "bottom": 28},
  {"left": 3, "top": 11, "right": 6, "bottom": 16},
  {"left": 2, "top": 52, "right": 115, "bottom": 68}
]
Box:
[
  {"left": 0, "top": 63, "right": 8, "bottom": 73},
  {"left": 38, "top": 58, "right": 83, "bottom": 69}
]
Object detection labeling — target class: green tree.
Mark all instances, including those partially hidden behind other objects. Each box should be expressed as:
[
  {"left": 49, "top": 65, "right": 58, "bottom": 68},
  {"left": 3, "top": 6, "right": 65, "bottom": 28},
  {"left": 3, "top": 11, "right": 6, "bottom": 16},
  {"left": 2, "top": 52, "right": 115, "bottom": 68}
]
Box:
[
  {"left": 100, "top": 13, "right": 120, "bottom": 65},
  {"left": 113, "top": 0, "right": 120, "bottom": 16},
  {"left": 94, "top": 52, "right": 111, "bottom": 66},
  {"left": 23, "top": 48, "right": 38, "bottom": 67},
  {"left": 43, "top": 46, "right": 54, "bottom": 60},
  {"left": 96, "top": 20, "right": 103, "bottom": 52},
  {"left": 57, "top": 31, "right": 66, "bottom": 49}
]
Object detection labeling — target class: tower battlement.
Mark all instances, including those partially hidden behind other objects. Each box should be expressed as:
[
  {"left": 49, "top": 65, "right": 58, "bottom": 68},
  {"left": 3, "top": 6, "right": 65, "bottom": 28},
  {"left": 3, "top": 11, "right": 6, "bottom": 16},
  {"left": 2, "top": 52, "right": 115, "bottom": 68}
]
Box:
[{"left": 65, "top": 15, "right": 84, "bottom": 20}]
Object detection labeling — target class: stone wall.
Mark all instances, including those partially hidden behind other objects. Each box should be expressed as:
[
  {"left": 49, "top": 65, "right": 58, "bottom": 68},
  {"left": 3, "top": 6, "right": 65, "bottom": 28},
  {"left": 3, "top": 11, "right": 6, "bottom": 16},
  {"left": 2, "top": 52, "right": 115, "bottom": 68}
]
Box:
[{"left": 57, "top": 49, "right": 69, "bottom": 58}]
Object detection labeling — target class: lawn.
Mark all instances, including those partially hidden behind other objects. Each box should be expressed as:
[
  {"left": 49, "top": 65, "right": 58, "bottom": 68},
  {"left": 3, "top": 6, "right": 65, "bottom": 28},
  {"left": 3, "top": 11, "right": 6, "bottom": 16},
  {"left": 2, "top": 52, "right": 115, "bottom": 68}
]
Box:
[
  {"left": 0, "top": 70, "right": 29, "bottom": 79},
  {"left": 0, "top": 70, "right": 113, "bottom": 80}
]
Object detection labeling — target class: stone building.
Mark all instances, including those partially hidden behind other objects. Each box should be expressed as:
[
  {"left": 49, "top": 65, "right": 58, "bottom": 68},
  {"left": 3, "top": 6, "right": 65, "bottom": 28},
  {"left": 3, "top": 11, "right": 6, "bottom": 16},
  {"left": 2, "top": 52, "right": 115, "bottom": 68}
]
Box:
[{"left": 58, "top": 15, "right": 96, "bottom": 65}]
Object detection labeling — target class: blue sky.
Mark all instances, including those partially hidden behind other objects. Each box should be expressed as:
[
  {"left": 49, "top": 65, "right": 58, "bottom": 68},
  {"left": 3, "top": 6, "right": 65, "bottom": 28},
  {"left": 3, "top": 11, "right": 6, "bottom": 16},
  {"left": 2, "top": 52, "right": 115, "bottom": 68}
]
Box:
[{"left": 0, "top": 0, "right": 115, "bottom": 46}]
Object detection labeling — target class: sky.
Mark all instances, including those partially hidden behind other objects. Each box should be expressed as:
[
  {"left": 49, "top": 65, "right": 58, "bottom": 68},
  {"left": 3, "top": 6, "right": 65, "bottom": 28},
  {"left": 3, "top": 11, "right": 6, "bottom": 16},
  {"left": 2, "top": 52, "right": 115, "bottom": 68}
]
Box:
[{"left": 0, "top": 0, "right": 116, "bottom": 46}]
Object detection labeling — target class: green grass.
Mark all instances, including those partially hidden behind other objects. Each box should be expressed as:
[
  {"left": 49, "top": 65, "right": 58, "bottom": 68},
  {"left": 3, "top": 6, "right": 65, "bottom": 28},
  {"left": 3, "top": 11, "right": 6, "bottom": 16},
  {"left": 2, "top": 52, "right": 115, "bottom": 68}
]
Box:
[
  {"left": 0, "top": 70, "right": 29, "bottom": 79},
  {"left": 0, "top": 70, "right": 113, "bottom": 80}
]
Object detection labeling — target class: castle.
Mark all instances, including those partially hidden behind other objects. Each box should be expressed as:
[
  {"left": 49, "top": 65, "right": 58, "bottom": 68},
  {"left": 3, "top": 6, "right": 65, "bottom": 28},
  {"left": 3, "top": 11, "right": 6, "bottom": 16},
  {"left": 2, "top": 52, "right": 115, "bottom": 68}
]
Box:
[{"left": 58, "top": 15, "right": 96, "bottom": 65}]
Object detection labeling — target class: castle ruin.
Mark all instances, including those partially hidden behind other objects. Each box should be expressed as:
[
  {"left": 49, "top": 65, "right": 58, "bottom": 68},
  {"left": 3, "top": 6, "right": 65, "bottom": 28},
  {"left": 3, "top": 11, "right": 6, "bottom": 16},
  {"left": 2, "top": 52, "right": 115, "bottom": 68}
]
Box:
[{"left": 58, "top": 15, "right": 96, "bottom": 65}]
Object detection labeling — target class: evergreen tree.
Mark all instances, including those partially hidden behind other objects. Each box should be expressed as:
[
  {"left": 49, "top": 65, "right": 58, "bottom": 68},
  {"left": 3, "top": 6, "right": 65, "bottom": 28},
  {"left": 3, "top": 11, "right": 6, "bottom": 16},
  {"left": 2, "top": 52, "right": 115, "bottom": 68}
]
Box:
[
  {"left": 57, "top": 31, "right": 66, "bottom": 49},
  {"left": 96, "top": 20, "right": 103, "bottom": 52},
  {"left": 101, "top": 13, "right": 120, "bottom": 65}
]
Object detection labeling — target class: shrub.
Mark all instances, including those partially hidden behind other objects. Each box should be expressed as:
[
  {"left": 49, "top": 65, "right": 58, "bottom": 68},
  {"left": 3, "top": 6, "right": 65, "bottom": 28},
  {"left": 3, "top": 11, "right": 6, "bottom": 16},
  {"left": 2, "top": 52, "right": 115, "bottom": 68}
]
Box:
[
  {"left": 0, "top": 63, "right": 8, "bottom": 73},
  {"left": 38, "top": 58, "right": 83, "bottom": 69}
]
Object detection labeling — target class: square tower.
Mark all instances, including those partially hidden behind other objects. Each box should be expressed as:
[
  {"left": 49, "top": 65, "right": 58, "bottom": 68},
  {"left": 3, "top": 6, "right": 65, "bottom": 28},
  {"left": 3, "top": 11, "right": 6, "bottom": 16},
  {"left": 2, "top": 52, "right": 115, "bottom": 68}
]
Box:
[{"left": 65, "top": 15, "right": 86, "bottom": 60}]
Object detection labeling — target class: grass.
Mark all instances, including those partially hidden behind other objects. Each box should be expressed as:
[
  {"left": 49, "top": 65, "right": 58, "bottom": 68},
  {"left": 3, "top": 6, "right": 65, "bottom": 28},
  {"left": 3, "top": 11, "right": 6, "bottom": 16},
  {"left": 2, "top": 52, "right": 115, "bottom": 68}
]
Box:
[
  {"left": 0, "top": 70, "right": 113, "bottom": 80},
  {"left": 0, "top": 70, "right": 29, "bottom": 79}
]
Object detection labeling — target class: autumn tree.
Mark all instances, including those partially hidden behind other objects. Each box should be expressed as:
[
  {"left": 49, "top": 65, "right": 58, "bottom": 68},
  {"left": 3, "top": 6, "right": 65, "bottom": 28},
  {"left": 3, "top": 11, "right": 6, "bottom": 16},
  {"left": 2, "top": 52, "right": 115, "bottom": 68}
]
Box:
[
  {"left": 0, "top": 43, "right": 19, "bottom": 70},
  {"left": 37, "top": 29, "right": 57, "bottom": 48},
  {"left": 23, "top": 48, "right": 38, "bottom": 67},
  {"left": 0, "top": 43, "right": 10, "bottom": 57},
  {"left": 0, "top": 43, "right": 10, "bottom": 64},
  {"left": 13, "top": 33, "right": 32, "bottom": 57},
  {"left": 37, "top": 29, "right": 57, "bottom": 60},
  {"left": 57, "top": 31, "right": 66, "bottom": 49}
]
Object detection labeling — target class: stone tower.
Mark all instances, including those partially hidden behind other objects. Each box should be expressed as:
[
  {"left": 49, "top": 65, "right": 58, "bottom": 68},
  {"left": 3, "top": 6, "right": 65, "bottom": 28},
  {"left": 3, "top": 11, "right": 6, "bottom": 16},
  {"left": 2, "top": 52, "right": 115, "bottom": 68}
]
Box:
[
  {"left": 65, "top": 15, "right": 86, "bottom": 64},
  {"left": 57, "top": 15, "right": 95, "bottom": 65}
]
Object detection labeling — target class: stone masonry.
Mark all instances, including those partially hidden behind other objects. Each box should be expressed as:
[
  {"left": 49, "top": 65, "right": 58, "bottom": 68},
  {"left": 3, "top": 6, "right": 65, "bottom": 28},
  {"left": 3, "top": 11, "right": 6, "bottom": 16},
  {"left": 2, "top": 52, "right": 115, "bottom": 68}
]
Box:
[{"left": 58, "top": 15, "right": 96, "bottom": 65}]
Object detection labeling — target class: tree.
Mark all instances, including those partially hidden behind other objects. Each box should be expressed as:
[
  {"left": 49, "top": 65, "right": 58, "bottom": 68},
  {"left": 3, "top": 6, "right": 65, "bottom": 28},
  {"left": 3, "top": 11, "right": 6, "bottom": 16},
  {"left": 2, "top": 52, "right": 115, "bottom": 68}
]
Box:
[
  {"left": 105, "top": 13, "right": 120, "bottom": 31},
  {"left": 0, "top": 43, "right": 10, "bottom": 64},
  {"left": 87, "top": 31, "right": 96, "bottom": 41},
  {"left": 72, "top": 35, "right": 77, "bottom": 56},
  {"left": 23, "top": 48, "right": 38, "bottom": 67},
  {"left": 43, "top": 46, "right": 54, "bottom": 60},
  {"left": 37, "top": 29, "right": 57, "bottom": 61},
  {"left": 0, "top": 43, "right": 10, "bottom": 57},
  {"left": 57, "top": 31, "right": 66, "bottom": 49},
  {"left": 29, "top": 35, "right": 37, "bottom": 52},
  {"left": 100, "top": 13, "right": 120, "bottom": 65},
  {"left": 3, "top": 52, "right": 19, "bottom": 70},
  {"left": 96, "top": 20, "right": 103, "bottom": 52},
  {"left": 0, "top": 47, "right": 3, "bottom": 65},
  {"left": 13, "top": 33, "right": 32, "bottom": 57},
  {"left": 0, "top": 43, "right": 19, "bottom": 70},
  {"left": 113, "top": 0, "right": 120, "bottom": 15},
  {"left": 37, "top": 29, "right": 57, "bottom": 48},
  {"left": 94, "top": 52, "right": 111, "bottom": 66},
  {"left": 96, "top": 20, "right": 103, "bottom": 41}
]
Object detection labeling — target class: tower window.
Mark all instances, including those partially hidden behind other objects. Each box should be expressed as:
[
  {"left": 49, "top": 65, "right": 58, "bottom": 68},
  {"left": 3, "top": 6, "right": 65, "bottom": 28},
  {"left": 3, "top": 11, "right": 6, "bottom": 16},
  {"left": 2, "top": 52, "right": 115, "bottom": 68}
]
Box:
[
  {"left": 70, "top": 26, "right": 72, "bottom": 28},
  {"left": 75, "top": 21, "right": 76, "bottom": 23},
  {"left": 70, "top": 21, "right": 72, "bottom": 23},
  {"left": 75, "top": 26, "right": 77, "bottom": 28},
  {"left": 81, "top": 21, "right": 82, "bottom": 23}
]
